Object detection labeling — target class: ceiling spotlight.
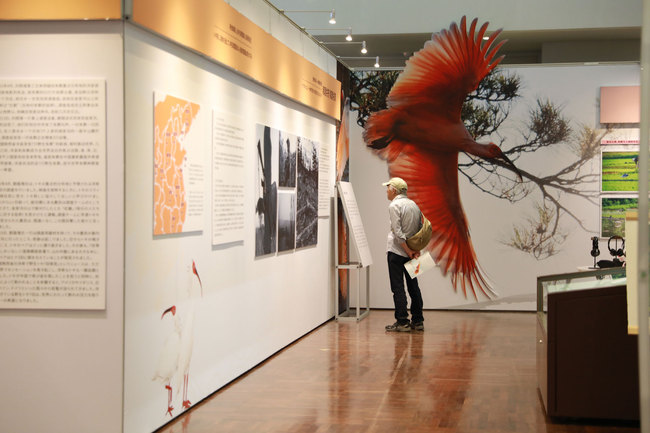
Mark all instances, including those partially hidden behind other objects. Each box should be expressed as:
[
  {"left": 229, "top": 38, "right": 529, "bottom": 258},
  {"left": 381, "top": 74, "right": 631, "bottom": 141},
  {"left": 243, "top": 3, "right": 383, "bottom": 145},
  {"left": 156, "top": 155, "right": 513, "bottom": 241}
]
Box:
[
  {"left": 374, "top": 56, "right": 380, "bottom": 68},
  {"left": 329, "top": 9, "right": 336, "bottom": 24},
  {"left": 346, "top": 28, "right": 352, "bottom": 41},
  {"left": 361, "top": 41, "right": 367, "bottom": 54}
]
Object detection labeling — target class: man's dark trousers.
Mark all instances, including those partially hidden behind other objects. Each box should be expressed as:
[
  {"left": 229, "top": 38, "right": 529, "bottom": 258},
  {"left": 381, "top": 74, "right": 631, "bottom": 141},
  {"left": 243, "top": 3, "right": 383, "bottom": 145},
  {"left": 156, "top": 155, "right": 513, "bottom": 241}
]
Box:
[{"left": 387, "top": 251, "right": 424, "bottom": 325}]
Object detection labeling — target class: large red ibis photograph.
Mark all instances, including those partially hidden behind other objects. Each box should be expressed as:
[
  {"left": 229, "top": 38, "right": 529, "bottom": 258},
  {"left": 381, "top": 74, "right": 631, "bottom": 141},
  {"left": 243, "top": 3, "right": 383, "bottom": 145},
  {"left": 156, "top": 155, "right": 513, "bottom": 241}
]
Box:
[{"left": 349, "top": 16, "right": 639, "bottom": 308}]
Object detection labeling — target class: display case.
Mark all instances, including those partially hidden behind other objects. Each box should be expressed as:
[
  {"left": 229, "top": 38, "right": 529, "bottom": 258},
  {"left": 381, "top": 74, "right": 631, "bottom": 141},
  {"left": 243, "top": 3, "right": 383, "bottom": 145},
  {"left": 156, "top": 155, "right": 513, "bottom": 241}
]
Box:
[
  {"left": 537, "top": 267, "right": 627, "bottom": 328},
  {"left": 536, "top": 267, "right": 639, "bottom": 420}
]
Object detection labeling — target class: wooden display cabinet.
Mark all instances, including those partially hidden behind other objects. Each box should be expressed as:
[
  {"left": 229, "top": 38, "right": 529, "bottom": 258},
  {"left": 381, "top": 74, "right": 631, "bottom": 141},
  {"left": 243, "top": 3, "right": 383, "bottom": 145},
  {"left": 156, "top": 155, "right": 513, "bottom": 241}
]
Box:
[{"left": 536, "top": 268, "right": 639, "bottom": 420}]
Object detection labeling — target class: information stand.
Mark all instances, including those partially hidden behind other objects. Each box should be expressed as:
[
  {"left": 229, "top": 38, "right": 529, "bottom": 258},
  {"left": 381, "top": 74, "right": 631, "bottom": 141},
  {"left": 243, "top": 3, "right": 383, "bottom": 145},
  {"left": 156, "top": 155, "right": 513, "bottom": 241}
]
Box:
[{"left": 334, "top": 181, "right": 372, "bottom": 322}]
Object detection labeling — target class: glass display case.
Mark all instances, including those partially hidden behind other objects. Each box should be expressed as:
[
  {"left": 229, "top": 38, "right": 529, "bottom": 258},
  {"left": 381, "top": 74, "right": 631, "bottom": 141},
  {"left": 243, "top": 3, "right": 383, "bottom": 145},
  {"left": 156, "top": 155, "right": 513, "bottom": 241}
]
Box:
[{"left": 536, "top": 267, "right": 627, "bottom": 330}]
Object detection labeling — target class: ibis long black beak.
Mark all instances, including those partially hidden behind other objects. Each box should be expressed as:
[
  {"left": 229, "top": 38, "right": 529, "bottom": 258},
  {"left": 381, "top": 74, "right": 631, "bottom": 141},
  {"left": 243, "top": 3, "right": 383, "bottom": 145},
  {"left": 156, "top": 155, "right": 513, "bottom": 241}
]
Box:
[{"left": 161, "top": 305, "right": 176, "bottom": 319}]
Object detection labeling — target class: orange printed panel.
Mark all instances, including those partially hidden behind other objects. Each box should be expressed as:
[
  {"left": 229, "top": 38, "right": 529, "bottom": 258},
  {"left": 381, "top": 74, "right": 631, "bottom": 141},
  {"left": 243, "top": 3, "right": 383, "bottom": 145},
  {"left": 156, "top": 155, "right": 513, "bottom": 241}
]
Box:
[
  {"left": 0, "top": 0, "right": 121, "bottom": 20},
  {"left": 132, "top": 0, "right": 340, "bottom": 119},
  {"left": 153, "top": 93, "right": 204, "bottom": 235},
  {"left": 600, "top": 86, "right": 640, "bottom": 123}
]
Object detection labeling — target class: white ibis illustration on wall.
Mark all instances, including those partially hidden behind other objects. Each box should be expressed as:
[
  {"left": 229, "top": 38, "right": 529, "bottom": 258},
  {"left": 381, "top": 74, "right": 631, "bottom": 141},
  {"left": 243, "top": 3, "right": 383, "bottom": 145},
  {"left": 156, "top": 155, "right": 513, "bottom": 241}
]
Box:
[{"left": 152, "top": 259, "right": 203, "bottom": 416}]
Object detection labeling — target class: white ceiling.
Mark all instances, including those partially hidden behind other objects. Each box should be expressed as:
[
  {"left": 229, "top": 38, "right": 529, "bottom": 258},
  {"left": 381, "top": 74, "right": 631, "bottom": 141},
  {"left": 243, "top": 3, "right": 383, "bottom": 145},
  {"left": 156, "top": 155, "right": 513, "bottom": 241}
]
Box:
[{"left": 264, "top": 0, "right": 641, "bottom": 69}]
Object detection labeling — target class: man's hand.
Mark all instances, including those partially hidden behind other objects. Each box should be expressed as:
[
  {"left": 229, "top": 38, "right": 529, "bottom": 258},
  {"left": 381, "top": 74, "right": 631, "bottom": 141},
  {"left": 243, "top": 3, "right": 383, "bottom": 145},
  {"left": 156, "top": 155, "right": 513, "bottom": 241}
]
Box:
[{"left": 401, "top": 241, "right": 420, "bottom": 260}]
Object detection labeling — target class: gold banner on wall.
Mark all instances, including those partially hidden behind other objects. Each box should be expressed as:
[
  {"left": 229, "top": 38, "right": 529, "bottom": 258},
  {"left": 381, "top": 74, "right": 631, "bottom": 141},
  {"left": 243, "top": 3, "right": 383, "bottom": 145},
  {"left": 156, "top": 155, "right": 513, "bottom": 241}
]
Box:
[
  {"left": 132, "top": 0, "right": 341, "bottom": 119},
  {"left": 0, "top": 0, "right": 121, "bottom": 20}
]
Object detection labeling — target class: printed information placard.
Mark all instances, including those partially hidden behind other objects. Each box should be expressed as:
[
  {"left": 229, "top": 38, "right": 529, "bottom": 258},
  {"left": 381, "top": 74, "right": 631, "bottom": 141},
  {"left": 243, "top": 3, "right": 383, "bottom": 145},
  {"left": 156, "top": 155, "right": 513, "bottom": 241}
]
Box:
[
  {"left": 212, "top": 110, "right": 245, "bottom": 245},
  {"left": 318, "top": 140, "right": 331, "bottom": 217},
  {"left": 0, "top": 78, "right": 106, "bottom": 309},
  {"left": 336, "top": 181, "right": 372, "bottom": 267}
]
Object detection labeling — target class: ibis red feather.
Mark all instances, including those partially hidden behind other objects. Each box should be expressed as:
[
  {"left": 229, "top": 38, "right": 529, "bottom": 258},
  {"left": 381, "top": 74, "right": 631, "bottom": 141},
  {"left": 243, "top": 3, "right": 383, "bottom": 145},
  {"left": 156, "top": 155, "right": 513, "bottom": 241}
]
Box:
[{"left": 363, "top": 16, "right": 516, "bottom": 300}]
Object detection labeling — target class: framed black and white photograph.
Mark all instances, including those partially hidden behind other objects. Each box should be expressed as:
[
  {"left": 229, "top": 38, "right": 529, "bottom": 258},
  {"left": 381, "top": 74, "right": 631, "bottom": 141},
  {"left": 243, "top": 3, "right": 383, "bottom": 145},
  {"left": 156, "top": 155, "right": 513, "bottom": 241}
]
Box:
[
  {"left": 277, "top": 190, "right": 296, "bottom": 252},
  {"left": 296, "top": 137, "right": 319, "bottom": 248},
  {"left": 254, "top": 124, "right": 278, "bottom": 257},
  {"left": 278, "top": 131, "right": 296, "bottom": 188}
]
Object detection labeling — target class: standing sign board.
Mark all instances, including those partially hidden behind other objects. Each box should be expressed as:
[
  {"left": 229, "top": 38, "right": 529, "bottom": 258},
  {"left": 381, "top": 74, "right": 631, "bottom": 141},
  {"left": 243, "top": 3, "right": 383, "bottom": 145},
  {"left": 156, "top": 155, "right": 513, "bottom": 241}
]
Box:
[
  {"left": 334, "top": 181, "right": 371, "bottom": 321},
  {"left": 336, "top": 181, "right": 372, "bottom": 267}
]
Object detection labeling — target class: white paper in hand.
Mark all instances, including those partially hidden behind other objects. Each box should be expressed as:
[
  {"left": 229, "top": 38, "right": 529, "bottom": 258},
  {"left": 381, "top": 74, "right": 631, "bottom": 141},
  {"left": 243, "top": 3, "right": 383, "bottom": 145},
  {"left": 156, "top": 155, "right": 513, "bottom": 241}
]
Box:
[{"left": 404, "top": 252, "right": 437, "bottom": 279}]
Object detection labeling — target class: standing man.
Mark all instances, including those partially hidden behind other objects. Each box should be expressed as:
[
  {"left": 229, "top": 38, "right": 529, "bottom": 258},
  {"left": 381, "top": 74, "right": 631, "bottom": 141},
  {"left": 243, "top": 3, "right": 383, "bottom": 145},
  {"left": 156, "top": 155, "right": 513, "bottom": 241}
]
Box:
[{"left": 383, "top": 177, "right": 425, "bottom": 332}]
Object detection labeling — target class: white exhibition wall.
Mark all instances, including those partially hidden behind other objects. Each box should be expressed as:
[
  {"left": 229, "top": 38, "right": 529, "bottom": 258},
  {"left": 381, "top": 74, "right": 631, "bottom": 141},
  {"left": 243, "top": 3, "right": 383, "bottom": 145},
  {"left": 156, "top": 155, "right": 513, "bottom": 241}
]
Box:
[
  {"left": 122, "top": 24, "right": 337, "bottom": 433},
  {"left": 350, "top": 63, "right": 640, "bottom": 311},
  {"left": 0, "top": 22, "right": 125, "bottom": 433}
]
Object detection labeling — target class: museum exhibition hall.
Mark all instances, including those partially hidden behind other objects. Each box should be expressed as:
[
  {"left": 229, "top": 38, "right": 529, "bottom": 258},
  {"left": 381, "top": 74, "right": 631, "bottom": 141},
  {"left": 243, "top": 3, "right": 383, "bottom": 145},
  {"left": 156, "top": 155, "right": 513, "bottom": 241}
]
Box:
[{"left": 0, "top": 0, "right": 649, "bottom": 432}]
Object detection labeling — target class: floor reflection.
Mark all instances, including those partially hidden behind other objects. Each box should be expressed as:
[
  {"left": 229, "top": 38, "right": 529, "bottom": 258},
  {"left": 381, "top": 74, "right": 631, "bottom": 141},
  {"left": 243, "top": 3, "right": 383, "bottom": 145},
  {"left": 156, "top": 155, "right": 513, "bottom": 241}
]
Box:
[{"left": 155, "top": 310, "right": 639, "bottom": 433}]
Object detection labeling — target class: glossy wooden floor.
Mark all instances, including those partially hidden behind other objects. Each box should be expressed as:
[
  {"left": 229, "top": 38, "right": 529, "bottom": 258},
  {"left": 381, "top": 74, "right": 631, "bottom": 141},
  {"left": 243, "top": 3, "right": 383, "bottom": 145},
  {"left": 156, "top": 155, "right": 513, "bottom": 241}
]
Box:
[{"left": 156, "top": 310, "right": 640, "bottom": 433}]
